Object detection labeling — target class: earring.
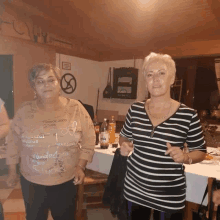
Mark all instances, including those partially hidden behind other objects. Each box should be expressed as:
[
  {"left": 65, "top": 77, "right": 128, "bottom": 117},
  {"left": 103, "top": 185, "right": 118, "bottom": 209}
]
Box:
[{"left": 34, "top": 91, "right": 37, "bottom": 99}]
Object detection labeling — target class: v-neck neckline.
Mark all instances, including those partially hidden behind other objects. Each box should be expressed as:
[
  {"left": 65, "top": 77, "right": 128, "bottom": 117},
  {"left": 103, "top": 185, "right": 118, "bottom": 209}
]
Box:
[{"left": 144, "top": 100, "right": 182, "bottom": 128}]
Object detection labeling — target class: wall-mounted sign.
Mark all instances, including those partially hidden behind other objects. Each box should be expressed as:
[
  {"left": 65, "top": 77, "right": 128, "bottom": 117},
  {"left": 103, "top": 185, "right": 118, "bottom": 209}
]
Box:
[
  {"left": 60, "top": 73, "right": 77, "bottom": 94},
  {"left": 62, "top": 62, "right": 71, "bottom": 70}
]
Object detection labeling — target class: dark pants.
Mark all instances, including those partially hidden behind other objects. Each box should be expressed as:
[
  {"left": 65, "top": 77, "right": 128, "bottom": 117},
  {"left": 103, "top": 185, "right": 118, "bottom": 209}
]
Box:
[
  {"left": 0, "top": 202, "right": 4, "bottom": 220},
  {"left": 20, "top": 175, "right": 77, "bottom": 220},
  {"left": 126, "top": 200, "right": 183, "bottom": 220}
]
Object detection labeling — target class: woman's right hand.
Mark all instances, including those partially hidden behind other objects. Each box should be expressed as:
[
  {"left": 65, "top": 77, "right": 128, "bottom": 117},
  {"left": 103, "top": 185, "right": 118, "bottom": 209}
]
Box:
[
  {"left": 7, "top": 174, "right": 18, "bottom": 188},
  {"left": 120, "top": 141, "right": 133, "bottom": 156}
]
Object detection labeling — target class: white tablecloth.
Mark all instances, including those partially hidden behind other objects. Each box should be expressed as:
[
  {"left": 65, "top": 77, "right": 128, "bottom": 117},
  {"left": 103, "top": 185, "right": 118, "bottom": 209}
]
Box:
[{"left": 87, "top": 146, "right": 220, "bottom": 205}]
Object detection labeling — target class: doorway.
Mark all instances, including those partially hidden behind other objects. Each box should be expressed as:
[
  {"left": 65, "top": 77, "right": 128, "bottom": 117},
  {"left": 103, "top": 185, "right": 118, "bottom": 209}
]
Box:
[
  {"left": 0, "top": 55, "right": 14, "bottom": 119},
  {"left": 0, "top": 55, "right": 14, "bottom": 176}
]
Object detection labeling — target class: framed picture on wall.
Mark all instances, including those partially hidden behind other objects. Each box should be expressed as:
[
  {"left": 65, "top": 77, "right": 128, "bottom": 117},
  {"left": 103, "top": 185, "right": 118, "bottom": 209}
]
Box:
[{"left": 62, "top": 62, "right": 71, "bottom": 70}]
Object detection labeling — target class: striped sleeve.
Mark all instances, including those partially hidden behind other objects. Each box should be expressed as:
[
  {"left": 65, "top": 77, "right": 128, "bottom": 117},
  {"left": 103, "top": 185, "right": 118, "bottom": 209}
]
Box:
[
  {"left": 186, "top": 111, "right": 206, "bottom": 152},
  {"left": 120, "top": 106, "right": 133, "bottom": 141}
]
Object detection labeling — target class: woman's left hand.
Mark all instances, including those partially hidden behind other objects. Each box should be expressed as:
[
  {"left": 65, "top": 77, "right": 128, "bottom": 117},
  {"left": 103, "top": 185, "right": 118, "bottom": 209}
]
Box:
[
  {"left": 72, "top": 166, "right": 85, "bottom": 185},
  {"left": 165, "top": 142, "right": 185, "bottom": 163}
]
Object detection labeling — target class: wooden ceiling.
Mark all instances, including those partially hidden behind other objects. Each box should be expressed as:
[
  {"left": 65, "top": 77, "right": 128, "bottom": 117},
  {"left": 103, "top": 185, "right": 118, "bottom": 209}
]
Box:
[{"left": 4, "top": 0, "right": 220, "bottom": 61}]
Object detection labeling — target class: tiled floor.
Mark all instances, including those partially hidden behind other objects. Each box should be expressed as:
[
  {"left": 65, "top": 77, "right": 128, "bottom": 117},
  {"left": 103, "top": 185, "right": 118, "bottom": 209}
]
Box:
[
  {"left": 86, "top": 209, "right": 116, "bottom": 220},
  {"left": 0, "top": 175, "right": 25, "bottom": 220},
  {"left": 0, "top": 175, "right": 115, "bottom": 220},
  {"left": 0, "top": 175, "right": 61, "bottom": 220}
]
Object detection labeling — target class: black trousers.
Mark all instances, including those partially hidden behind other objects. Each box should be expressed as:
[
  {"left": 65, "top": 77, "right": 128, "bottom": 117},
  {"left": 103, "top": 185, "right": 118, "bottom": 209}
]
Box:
[
  {"left": 20, "top": 175, "right": 77, "bottom": 220},
  {"left": 0, "top": 202, "right": 4, "bottom": 220},
  {"left": 126, "top": 200, "right": 184, "bottom": 220}
]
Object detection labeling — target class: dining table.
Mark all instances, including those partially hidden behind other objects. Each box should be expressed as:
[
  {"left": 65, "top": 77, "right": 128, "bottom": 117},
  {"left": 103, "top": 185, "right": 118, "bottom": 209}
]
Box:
[{"left": 87, "top": 135, "right": 220, "bottom": 206}]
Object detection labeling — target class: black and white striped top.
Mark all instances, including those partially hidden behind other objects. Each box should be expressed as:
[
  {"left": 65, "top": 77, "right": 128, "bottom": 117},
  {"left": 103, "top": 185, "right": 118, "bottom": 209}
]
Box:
[{"left": 120, "top": 101, "right": 206, "bottom": 213}]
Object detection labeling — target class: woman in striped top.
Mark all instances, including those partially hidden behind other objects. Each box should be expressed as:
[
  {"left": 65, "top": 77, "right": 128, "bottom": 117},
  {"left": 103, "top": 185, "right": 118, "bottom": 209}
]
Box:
[{"left": 119, "top": 52, "right": 206, "bottom": 220}]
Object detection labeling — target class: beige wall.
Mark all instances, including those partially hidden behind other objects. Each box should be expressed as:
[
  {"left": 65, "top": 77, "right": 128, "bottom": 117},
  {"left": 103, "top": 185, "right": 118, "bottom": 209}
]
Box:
[
  {"left": 57, "top": 53, "right": 145, "bottom": 119},
  {"left": 56, "top": 53, "right": 102, "bottom": 109},
  {"left": 1, "top": 6, "right": 33, "bottom": 42},
  {"left": 0, "top": 36, "right": 56, "bottom": 112}
]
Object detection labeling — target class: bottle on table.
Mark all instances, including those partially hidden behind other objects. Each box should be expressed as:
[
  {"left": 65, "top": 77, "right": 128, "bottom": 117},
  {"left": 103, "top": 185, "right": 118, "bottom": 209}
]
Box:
[
  {"left": 93, "top": 115, "right": 100, "bottom": 145},
  {"left": 100, "top": 118, "right": 109, "bottom": 149},
  {"left": 109, "top": 115, "right": 116, "bottom": 144}
]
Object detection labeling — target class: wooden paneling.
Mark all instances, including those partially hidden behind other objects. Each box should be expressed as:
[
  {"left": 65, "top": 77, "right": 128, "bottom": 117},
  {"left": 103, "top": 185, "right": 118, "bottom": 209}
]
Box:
[{"left": 4, "top": 0, "right": 220, "bottom": 61}]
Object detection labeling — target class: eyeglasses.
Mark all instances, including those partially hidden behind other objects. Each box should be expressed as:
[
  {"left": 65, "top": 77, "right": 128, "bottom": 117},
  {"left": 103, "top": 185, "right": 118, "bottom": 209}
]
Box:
[{"left": 34, "top": 78, "right": 58, "bottom": 87}]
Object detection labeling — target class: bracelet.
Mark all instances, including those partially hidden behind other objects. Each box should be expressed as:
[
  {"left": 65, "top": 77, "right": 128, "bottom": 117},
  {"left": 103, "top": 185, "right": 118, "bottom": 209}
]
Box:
[
  {"left": 76, "top": 164, "right": 86, "bottom": 171},
  {"left": 184, "top": 153, "right": 193, "bottom": 165}
]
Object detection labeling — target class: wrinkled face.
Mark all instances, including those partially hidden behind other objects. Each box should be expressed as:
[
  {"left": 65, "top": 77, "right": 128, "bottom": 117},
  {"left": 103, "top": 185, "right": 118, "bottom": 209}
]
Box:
[
  {"left": 145, "top": 61, "right": 174, "bottom": 98},
  {"left": 34, "top": 69, "right": 60, "bottom": 100}
]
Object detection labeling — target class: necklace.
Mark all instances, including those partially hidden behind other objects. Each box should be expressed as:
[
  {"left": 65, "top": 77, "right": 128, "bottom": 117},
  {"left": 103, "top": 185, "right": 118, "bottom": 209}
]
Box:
[{"left": 147, "top": 101, "right": 172, "bottom": 120}]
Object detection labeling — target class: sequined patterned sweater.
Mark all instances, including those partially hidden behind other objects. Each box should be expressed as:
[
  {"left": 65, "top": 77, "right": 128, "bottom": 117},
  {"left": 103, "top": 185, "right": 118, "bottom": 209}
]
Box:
[{"left": 6, "top": 98, "right": 96, "bottom": 185}]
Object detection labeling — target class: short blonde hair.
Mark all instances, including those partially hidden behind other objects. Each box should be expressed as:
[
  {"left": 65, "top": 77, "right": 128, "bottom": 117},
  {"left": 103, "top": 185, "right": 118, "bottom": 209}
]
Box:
[
  {"left": 28, "top": 63, "right": 61, "bottom": 88},
  {"left": 142, "top": 52, "right": 176, "bottom": 78}
]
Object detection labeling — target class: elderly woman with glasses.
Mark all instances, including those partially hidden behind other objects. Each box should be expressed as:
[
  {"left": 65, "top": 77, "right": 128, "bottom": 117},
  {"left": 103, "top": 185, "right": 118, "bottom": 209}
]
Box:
[
  {"left": 119, "top": 52, "right": 206, "bottom": 220},
  {"left": 6, "top": 64, "right": 95, "bottom": 220}
]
